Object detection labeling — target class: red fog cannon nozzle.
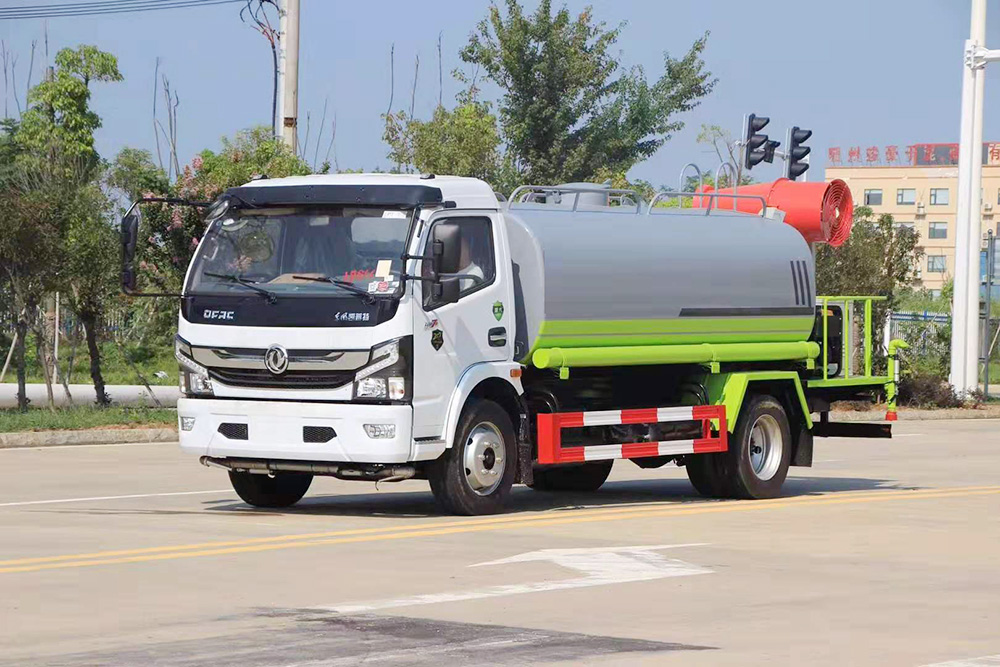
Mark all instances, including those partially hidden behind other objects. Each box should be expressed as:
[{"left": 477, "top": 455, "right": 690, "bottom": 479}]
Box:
[{"left": 693, "top": 178, "right": 854, "bottom": 247}]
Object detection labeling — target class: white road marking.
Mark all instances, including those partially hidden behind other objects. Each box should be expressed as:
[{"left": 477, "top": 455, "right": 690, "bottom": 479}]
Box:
[
  {"left": 0, "top": 489, "right": 231, "bottom": 508},
  {"left": 923, "top": 656, "right": 1000, "bottom": 666},
  {"left": 318, "top": 544, "right": 710, "bottom": 614}
]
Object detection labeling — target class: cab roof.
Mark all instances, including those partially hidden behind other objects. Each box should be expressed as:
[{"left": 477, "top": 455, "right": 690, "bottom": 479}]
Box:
[{"left": 233, "top": 173, "right": 500, "bottom": 210}]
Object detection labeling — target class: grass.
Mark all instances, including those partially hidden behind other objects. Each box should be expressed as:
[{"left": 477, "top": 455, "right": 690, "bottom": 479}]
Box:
[
  {"left": 0, "top": 406, "right": 176, "bottom": 433},
  {"left": 1, "top": 340, "right": 177, "bottom": 386}
]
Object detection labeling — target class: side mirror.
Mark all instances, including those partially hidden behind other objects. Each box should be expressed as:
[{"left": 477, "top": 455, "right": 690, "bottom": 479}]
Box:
[
  {"left": 431, "top": 222, "right": 462, "bottom": 275},
  {"left": 433, "top": 277, "right": 461, "bottom": 305},
  {"left": 121, "top": 207, "right": 140, "bottom": 293}
]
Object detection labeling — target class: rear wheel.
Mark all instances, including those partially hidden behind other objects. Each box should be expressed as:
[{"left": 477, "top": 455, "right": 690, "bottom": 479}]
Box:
[
  {"left": 684, "top": 453, "right": 731, "bottom": 498},
  {"left": 228, "top": 471, "right": 313, "bottom": 508},
  {"left": 529, "top": 461, "right": 613, "bottom": 492},
  {"left": 428, "top": 400, "right": 517, "bottom": 515},
  {"left": 724, "top": 394, "right": 791, "bottom": 499}
]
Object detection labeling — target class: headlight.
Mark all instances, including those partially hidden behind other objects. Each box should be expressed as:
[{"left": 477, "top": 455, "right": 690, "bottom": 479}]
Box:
[
  {"left": 175, "top": 337, "right": 214, "bottom": 397},
  {"left": 353, "top": 337, "right": 411, "bottom": 402}
]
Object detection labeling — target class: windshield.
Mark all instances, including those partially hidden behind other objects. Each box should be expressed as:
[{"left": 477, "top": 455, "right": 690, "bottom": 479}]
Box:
[{"left": 186, "top": 206, "right": 412, "bottom": 297}]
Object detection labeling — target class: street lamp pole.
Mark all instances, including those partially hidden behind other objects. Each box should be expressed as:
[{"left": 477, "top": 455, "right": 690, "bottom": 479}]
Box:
[{"left": 951, "top": 0, "right": 988, "bottom": 395}]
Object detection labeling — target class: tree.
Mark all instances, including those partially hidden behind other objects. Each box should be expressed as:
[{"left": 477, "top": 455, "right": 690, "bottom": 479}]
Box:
[
  {"left": 383, "top": 84, "right": 518, "bottom": 193},
  {"left": 692, "top": 124, "right": 754, "bottom": 190},
  {"left": 13, "top": 45, "right": 123, "bottom": 407},
  {"left": 62, "top": 182, "right": 119, "bottom": 406},
  {"left": 17, "top": 45, "right": 122, "bottom": 173},
  {"left": 461, "top": 0, "right": 715, "bottom": 184},
  {"left": 0, "top": 129, "right": 71, "bottom": 411},
  {"left": 815, "top": 206, "right": 922, "bottom": 367},
  {"left": 134, "top": 126, "right": 310, "bottom": 294},
  {"left": 815, "top": 206, "right": 921, "bottom": 301}
]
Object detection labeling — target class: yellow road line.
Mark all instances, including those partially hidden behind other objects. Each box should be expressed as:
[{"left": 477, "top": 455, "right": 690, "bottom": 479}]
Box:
[
  {"left": 5, "top": 484, "right": 994, "bottom": 567},
  {"left": 2, "top": 485, "right": 998, "bottom": 575}
]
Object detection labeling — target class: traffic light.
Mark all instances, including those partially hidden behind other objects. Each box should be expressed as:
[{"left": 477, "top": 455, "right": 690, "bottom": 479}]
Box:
[
  {"left": 786, "top": 126, "right": 812, "bottom": 179},
  {"left": 744, "top": 114, "right": 776, "bottom": 171}
]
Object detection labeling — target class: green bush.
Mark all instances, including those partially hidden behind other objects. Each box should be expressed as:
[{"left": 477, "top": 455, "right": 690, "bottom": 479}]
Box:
[{"left": 898, "top": 370, "right": 963, "bottom": 409}]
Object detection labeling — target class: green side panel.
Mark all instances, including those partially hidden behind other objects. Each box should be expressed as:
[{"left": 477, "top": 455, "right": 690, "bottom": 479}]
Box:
[
  {"left": 535, "top": 317, "right": 814, "bottom": 349},
  {"left": 702, "top": 371, "right": 812, "bottom": 432},
  {"left": 532, "top": 341, "right": 820, "bottom": 370},
  {"left": 806, "top": 376, "right": 890, "bottom": 389}
]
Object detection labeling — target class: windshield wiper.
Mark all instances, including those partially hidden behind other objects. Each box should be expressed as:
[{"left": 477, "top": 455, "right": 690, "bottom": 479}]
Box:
[
  {"left": 292, "top": 275, "right": 377, "bottom": 304},
  {"left": 204, "top": 272, "right": 278, "bottom": 304}
]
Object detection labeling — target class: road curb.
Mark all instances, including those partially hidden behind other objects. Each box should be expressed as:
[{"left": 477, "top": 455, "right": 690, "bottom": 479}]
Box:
[{"left": 0, "top": 427, "right": 178, "bottom": 449}]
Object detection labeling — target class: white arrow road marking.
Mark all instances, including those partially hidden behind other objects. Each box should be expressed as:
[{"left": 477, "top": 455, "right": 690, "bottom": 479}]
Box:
[
  {"left": 318, "top": 544, "right": 710, "bottom": 614},
  {"left": 923, "top": 656, "right": 1000, "bottom": 666}
]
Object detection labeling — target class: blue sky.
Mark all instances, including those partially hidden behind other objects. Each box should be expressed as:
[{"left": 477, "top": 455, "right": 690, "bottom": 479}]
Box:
[{"left": 1, "top": 0, "right": 998, "bottom": 187}]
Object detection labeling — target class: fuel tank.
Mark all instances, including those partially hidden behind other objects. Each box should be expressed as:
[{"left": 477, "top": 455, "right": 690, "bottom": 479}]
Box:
[{"left": 504, "top": 205, "right": 816, "bottom": 364}]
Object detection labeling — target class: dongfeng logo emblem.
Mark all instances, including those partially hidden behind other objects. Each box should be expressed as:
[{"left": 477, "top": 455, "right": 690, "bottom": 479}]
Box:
[{"left": 263, "top": 344, "right": 289, "bottom": 375}]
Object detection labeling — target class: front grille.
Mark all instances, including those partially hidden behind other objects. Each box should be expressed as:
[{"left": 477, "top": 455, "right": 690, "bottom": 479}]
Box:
[
  {"left": 303, "top": 426, "right": 337, "bottom": 443},
  {"left": 209, "top": 368, "right": 355, "bottom": 390},
  {"left": 218, "top": 423, "right": 248, "bottom": 440}
]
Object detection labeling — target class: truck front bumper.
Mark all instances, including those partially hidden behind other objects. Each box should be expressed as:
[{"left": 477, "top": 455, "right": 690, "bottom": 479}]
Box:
[{"left": 177, "top": 398, "right": 414, "bottom": 463}]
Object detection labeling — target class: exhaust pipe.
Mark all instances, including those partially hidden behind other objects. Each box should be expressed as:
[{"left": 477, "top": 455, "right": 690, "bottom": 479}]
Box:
[{"left": 200, "top": 456, "right": 416, "bottom": 482}]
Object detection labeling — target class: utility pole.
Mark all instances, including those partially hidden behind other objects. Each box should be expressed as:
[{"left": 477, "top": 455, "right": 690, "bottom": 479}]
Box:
[
  {"left": 279, "top": 0, "right": 300, "bottom": 153},
  {"left": 276, "top": 0, "right": 286, "bottom": 137},
  {"left": 951, "top": 0, "right": 992, "bottom": 395}
]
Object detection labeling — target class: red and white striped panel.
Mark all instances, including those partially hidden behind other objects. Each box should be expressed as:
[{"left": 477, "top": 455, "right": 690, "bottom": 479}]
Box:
[{"left": 536, "top": 404, "right": 727, "bottom": 465}]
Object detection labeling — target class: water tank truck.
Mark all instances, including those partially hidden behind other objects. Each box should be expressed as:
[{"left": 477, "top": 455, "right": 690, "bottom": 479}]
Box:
[{"left": 120, "top": 173, "right": 903, "bottom": 515}]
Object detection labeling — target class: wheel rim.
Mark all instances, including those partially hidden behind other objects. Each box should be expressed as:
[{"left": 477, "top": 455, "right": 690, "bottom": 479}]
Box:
[
  {"left": 747, "top": 414, "right": 783, "bottom": 481},
  {"left": 463, "top": 421, "right": 505, "bottom": 496}
]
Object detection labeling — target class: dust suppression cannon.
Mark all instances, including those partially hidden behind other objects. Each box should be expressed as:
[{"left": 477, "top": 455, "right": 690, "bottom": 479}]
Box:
[{"left": 786, "top": 126, "right": 812, "bottom": 180}]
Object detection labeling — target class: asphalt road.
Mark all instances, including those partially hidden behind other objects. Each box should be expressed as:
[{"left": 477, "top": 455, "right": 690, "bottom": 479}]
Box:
[{"left": 2, "top": 420, "right": 999, "bottom": 666}]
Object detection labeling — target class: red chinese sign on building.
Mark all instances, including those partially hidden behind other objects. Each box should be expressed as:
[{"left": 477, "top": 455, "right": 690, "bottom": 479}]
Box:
[
  {"left": 886, "top": 145, "right": 899, "bottom": 163},
  {"left": 828, "top": 147, "right": 842, "bottom": 164},
  {"left": 848, "top": 146, "right": 861, "bottom": 163},
  {"left": 865, "top": 146, "right": 879, "bottom": 163}
]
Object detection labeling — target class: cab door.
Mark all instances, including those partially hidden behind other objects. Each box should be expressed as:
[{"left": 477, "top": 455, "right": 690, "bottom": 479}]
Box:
[{"left": 411, "top": 210, "right": 512, "bottom": 439}]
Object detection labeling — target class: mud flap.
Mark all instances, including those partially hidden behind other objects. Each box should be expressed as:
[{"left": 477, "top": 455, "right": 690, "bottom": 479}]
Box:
[
  {"left": 812, "top": 422, "right": 892, "bottom": 438},
  {"left": 791, "top": 425, "right": 813, "bottom": 467}
]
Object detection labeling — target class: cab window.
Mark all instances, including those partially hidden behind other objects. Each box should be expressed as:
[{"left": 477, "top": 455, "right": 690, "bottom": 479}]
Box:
[{"left": 423, "top": 217, "right": 495, "bottom": 308}]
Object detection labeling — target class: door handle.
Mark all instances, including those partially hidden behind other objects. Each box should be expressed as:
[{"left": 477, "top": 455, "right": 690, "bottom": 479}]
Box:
[{"left": 488, "top": 327, "right": 507, "bottom": 347}]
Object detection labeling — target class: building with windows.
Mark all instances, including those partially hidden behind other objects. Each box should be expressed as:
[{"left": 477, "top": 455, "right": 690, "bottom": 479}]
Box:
[{"left": 825, "top": 142, "right": 1000, "bottom": 295}]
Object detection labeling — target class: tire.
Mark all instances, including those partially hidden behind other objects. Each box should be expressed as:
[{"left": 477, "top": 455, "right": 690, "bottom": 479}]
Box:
[
  {"left": 724, "top": 394, "right": 792, "bottom": 499},
  {"left": 229, "top": 471, "right": 313, "bottom": 508},
  {"left": 684, "top": 453, "right": 731, "bottom": 498},
  {"left": 428, "top": 399, "right": 517, "bottom": 515},
  {"left": 530, "top": 461, "right": 613, "bottom": 492}
]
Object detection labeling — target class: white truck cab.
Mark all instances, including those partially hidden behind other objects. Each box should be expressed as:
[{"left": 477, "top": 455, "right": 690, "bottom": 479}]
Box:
[{"left": 167, "top": 174, "right": 524, "bottom": 514}]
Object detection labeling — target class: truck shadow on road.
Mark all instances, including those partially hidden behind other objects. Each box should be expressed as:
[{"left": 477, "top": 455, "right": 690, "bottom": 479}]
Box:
[{"left": 203, "top": 474, "right": 904, "bottom": 519}]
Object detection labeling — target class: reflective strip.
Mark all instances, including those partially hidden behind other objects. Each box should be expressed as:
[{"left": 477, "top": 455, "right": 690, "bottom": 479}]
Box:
[
  {"left": 657, "top": 406, "right": 696, "bottom": 421},
  {"left": 582, "top": 444, "right": 623, "bottom": 461},
  {"left": 657, "top": 440, "right": 696, "bottom": 456},
  {"left": 579, "top": 406, "right": 695, "bottom": 427},
  {"left": 582, "top": 410, "right": 627, "bottom": 427}
]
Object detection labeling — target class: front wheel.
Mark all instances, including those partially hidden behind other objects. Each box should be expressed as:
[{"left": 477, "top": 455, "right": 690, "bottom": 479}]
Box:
[
  {"left": 428, "top": 399, "right": 517, "bottom": 515},
  {"left": 228, "top": 471, "right": 313, "bottom": 508}
]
